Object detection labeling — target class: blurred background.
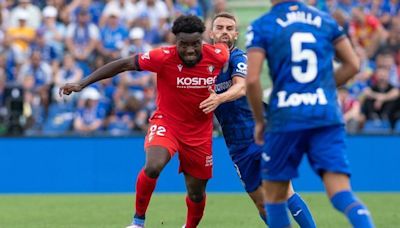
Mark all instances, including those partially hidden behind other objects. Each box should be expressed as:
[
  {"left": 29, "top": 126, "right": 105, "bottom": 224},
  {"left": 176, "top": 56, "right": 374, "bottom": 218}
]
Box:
[{"left": 0, "top": 0, "right": 399, "bottom": 136}]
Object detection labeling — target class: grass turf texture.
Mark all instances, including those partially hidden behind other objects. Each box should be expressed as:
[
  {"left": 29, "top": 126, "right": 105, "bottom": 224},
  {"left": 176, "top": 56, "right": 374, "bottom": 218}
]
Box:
[{"left": 0, "top": 193, "right": 398, "bottom": 228}]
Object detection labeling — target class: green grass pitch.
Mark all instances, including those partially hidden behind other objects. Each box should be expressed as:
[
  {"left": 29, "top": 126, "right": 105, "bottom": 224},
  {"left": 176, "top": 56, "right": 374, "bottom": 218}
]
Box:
[{"left": 0, "top": 193, "right": 398, "bottom": 227}]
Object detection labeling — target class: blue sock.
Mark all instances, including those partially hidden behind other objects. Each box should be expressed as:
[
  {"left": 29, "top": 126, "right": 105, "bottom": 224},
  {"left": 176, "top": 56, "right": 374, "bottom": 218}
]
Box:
[
  {"left": 287, "top": 193, "right": 316, "bottom": 228},
  {"left": 265, "top": 202, "right": 291, "bottom": 228},
  {"left": 259, "top": 212, "right": 268, "bottom": 225},
  {"left": 133, "top": 213, "right": 145, "bottom": 226},
  {"left": 331, "top": 190, "right": 375, "bottom": 228}
]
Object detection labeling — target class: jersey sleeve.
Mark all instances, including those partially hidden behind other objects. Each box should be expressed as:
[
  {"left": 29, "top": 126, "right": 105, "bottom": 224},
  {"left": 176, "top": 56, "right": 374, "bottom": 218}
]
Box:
[
  {"left": 137, "top": 48, "right": 166, "bottom": 73},
  {"left": 231, "top": 52, "right": 247, "bottom": 78},
  {"left": 245, "top": 20, "right": 267, "bottom": 52},
  {"left": 328, "top": 16, "right": 346, "bottom": 44}
]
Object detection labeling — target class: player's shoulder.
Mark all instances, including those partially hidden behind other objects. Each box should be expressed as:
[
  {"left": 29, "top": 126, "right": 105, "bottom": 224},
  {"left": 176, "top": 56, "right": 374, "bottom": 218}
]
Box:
[
  {"left": 230, "top": 48, "right": 246, "bottom": 61},
  {"left": 203, "top": 43, "right": 226, "bottom": 55},
  {"left": 203, "top": 43, "right": 229, "bottom": 63}
]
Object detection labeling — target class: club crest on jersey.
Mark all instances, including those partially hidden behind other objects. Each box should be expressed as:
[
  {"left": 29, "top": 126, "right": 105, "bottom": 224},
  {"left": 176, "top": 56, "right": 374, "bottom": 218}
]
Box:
[
  {"left": 163, "top": 49, "right": 170, "bottom": 54},
  {"left": 215, "top": 48, "right": 222, "bottom": 54},
  {"left": 208, "top": 65, "right": 215, "bottom": 73},
  {"left": 141, "top": 52, "right": 150, "bottom": 60},
  {"left": 177, "top": 64, "right": 183, "bottom": 72}
]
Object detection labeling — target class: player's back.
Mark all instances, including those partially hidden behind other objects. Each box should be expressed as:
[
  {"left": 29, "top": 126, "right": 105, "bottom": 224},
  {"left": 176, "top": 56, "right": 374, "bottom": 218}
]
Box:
[{"left": 247, "top": 1, "right": 345, "bottom": 132}]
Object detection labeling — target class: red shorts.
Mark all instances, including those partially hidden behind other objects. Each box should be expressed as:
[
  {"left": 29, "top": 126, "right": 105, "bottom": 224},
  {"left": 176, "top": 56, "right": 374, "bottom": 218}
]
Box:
[{"left": 144, "top": 117, "right": 213, "bottom": 180}]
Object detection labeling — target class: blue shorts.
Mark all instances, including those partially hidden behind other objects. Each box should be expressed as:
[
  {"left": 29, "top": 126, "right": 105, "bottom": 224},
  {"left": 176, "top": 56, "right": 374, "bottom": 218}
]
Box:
[
  {"left": 262, "top": 125, "right": 351, "bottom": 181},
  {"left": 229, "top": 143, "right": 263, "bottom": 193}
]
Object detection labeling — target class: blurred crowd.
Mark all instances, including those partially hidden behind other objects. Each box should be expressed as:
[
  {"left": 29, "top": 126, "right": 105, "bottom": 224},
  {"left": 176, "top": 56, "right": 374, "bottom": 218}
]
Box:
[
  {"left": 0, "top": 0, "right": 227, "bottom": 136},
  {"left": 309, "top": 0, "right": 400, "bottom": 133},
  {"left": 0, "top": 0, "right": 400, "bottom": 136}
]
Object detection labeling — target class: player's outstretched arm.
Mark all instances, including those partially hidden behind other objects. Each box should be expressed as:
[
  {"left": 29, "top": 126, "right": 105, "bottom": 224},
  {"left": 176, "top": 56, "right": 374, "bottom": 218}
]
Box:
[
  {"left": 59, "top": 55, "right": 139, "bottom": 96},
  {"left": 199, "top": 76, "right": 246, "bottom": 114},
  {"left": 334, "top": 37, "right": 360, "bottom": 87},
  {"left": 246, "top": 50, "right": 265, "bottom": 145}
]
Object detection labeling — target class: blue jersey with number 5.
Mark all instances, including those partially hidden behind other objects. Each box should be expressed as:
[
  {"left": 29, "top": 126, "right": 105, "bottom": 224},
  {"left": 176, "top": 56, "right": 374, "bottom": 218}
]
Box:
[{"left": 246, "top": 1, "right": 345, "bottom": 132}]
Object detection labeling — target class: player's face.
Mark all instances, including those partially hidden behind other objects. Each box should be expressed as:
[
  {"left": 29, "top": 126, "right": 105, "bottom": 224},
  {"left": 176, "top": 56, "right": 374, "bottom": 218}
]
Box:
[
  {"left": 176, "top": 32, "right": 203, "bottom": 67},
  {"left": 210, "top": 17, "right": 238, "bottom": 49}
]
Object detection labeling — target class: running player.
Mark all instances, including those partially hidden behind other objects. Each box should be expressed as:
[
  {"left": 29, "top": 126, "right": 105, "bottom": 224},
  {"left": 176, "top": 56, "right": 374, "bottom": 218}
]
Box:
[
  {"left": 246, "top": 1, "right": 375, "bottom": 227},
  {"left": 59, "top": 15, "right": 229, "bottom": 228},
  {"left": 200, "top": 12, "right": 316, "bottom": 227}
]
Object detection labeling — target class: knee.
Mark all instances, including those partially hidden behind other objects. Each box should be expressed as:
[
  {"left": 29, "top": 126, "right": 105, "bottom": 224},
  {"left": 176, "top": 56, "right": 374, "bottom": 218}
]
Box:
[
  {"left": 187, "top": 190, "right": 205, "bottom": 203},
  {"left": 143, "top": 162, "right": 164, "bottom": 178}
]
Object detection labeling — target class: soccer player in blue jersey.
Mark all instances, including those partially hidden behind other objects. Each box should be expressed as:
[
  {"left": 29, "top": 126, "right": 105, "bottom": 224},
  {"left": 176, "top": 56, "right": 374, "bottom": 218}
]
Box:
[
  {"left": 200, "top": 12, "right": 316, "bottom": 227},
  {"left": 246, "top": 1, "right": 375, "bottom": 228}
]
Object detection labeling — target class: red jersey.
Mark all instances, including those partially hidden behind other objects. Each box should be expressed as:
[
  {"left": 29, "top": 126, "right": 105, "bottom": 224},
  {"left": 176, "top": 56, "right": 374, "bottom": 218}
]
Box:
[{"left": 138, "top": 43, "right": 229, "bottom": 144}]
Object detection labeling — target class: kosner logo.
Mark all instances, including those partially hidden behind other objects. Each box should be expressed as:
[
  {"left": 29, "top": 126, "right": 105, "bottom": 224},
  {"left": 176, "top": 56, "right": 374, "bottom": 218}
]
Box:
[
  {"left": 277, "top": 88, "right": 328, "bottom": 108},
  {"left": 177, "top": 76, "right": 217, "bottom": 88}
]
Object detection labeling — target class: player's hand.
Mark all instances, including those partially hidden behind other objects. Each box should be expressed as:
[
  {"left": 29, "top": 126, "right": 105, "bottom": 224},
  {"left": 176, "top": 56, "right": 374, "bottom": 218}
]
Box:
[
  {"left": 59, "top": 83, "right": 84, "bottom": 97},
  {"left": 199, "top": 87, "right": 221, "bottom": 114},
  {"left": 254, "top": 120, "right": 265, "bottom": 145}
]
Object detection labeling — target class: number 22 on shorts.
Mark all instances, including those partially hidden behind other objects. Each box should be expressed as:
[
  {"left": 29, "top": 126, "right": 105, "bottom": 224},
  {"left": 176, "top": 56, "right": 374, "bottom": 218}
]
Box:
[{"left": 148, "top": 124, "right": 166, "bottom": 142}]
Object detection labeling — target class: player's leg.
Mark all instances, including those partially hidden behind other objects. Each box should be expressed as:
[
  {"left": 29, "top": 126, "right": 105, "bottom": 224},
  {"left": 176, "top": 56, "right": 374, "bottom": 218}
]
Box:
[
  {"left": 308, "top": 125, "right": 374, "bottom": 228},
  {"left": 230, "top": 145, "right": 267, "bottom": 223},
  {"left": 263, "top": 180, "right": 292, "bottom": 228},
  {"left": 261, "top": 131, "right": 307, "bottom": 228},
  {"left": 179, "top": 141, "right": 212, "bottom": 228},
  {"left": 183, "top": 173, "right": 208, "bottom": 228},
  {"left": 130, "top": 120, "right": 179, "bottom": 228},
  {"left": 323, "top": 172, "right": 374, "bottom": 228},
  {"left": 287, "top": 183, "right": 317, "bottom": 228}
]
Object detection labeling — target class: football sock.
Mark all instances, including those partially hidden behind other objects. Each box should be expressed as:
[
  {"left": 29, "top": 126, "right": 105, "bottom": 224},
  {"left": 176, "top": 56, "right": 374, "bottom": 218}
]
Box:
[
  {"left": 185, "top": 194, "right": 206, "bottom": 228},
  {"left": 134, "top": 169, "right": 158, "bottom": 218},
  {"left": 265, "top": 202, "right": 291, "bottom": 228},
  {"left": 133, "top": 215, "right": 145, "bottom": 226},
  {"left": 331, "top": 190, "right": 375, "bottom": 228},
  {"left": 287, "top": 193, "right": 316, "bottom": 228}
]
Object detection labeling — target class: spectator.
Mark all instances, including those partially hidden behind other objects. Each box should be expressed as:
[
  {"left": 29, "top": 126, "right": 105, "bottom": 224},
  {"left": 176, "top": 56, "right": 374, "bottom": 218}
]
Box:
[
  {"left": 6, "top": 9, "right": 35, "bottom": 65},
  {"left": 30, "top": 29, "right": 60, "bottom": 73},
  {"left": 349, "top": 6, "right": 387, "bottom": 58},
  {"left": 73, "top": 87, "right": 105, "bottom": 134},
  {"left": 97, "top": 10, "right": 129, "bottom": 62},
  {"left": 65, "top": 8, "right": 99, "bottom": 75},
  {"left": 361, "top": 67, "right": 400, "bottom": 127},
  {"left": 17, "top": 50, "right": 52, "bottom": 110},
  {"left": 348, "top": 45, "right": 374, "bottom": 98},
  {"left": 121, "top": 27, "right": 152, "bottom": 58},
  {"left": 136, "top": 0, "right": 169, "bottom": 42},
  {"left": 174, "top": 0, "right": 204, "bottom": 18},
  {"left": 375, "top": 49, "right": 399, "bottom": 87},
  {"left": 39, "top": 5, "right": 66, "bottom": 62},
  {"left": 100, "top": 0, "right": 138, "bottom": 27},
  {"left": 338, "top": 87, "right": 362, "bottom": 133},
  {"left": 9, "top": 0, "right": 41, "bottom": 29}
]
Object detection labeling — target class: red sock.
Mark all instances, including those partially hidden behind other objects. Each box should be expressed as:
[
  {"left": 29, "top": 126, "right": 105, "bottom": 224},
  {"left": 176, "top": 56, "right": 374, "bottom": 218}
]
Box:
[
  {"left": 135, "top": 169, "right": 157, "bottom": 217},
  {"left": 185, "top": 195, "right": 206, "bottom": 228}
]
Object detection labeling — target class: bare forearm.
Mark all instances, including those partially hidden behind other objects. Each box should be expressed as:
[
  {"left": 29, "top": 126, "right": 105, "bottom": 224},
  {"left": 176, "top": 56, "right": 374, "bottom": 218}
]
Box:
[
  {"left": 79, "top": 57, "right": 136, "bottom": 88},
  {"left": 246, "top": 82, "right": 264, "bottom": 123},
  {"left": 335, "top": 63, "right": 358, "bottom": 87},
  {"left": 218, "top": 80, "right": 245, "bottom": 103}
]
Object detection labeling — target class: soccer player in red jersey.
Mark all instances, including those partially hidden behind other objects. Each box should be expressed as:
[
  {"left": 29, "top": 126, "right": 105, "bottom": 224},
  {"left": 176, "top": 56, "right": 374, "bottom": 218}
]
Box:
[{"left": 59, "top": 15, "right": 229, "bottom": 228}]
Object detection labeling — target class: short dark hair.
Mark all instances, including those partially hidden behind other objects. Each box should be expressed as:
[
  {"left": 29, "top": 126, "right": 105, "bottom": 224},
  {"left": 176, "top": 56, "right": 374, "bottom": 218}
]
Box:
[
  {"left": 171, "top": 15, "right": 205, "bottom": 35},
  {"left": 212, "top": 12, "right": 237, "bottom": 27}
]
